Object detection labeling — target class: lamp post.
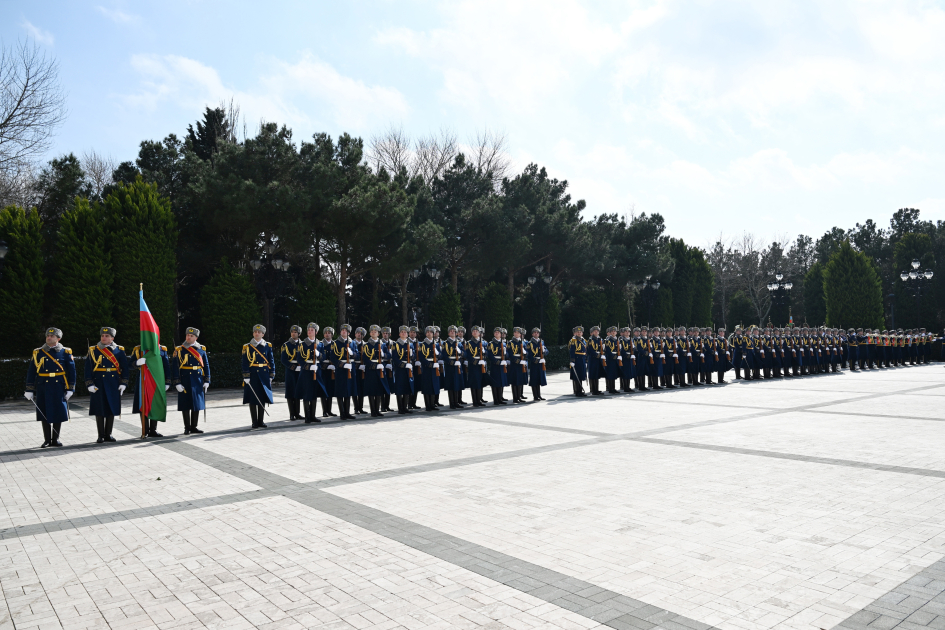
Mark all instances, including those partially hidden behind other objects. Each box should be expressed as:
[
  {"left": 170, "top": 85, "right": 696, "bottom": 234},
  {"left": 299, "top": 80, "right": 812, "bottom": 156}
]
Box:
[
  {"left": 766, "top": 273, "right": 793, "bottom": 326},
  {"left": 637, "top": 276, "right": 660, "bottom": 325},
  {"left": 250, "top": 244, "right": 291, "bottom": 341},
  {"left": 900, "top": 258, "right": 934, "bottom": 328},
  {"left": 527, "top": 264, "right": 553, "bottom": 327}
]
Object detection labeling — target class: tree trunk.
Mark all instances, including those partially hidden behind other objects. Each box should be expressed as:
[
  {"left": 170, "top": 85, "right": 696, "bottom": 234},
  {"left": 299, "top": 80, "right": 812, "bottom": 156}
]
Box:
[{"left": 337, "top": 263, "right": 348, "bottom": 328}]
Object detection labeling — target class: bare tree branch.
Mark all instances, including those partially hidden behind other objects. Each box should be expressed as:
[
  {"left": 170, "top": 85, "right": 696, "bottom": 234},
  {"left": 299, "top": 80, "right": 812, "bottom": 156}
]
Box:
[
  {"left": 414, "top": 127, "right": 457, "bottom": 185},
  {"left": 81, "top": 149, "right": 115, "bottom": 199},
  {"left": 0, "top": 39, "right": 66, "bottom": 175},
  {"left": 368, "top": 123, "right": 412, "bottom": 177},
  {"left": 467, "top": 127, "right": 511, "bottom": 187}
]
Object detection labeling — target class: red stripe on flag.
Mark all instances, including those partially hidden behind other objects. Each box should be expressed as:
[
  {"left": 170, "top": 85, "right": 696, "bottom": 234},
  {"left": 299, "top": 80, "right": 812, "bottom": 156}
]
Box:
[
  {"left": 140, "top": 310, "right": 160, "bottom": 335},
  {"left": 140, "top": 364, "right": 158, "bottom": 417}
]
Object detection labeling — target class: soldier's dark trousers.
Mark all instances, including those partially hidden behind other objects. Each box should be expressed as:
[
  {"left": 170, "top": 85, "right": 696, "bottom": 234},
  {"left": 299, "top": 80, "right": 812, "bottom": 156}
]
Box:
[
  {"left": 336, "top": 397, "right": 353, "bottom": 419},
  {"left": 396, "top": 395, "right": 407, "bottom": 414},
  {"left": 248, "top": 405, "right": 267, "bottom": 429},
  {"left": 95, "top": 415, "right": 116, "bottom": 443},
  {"left": 41, "top": 421, "right": 52, "bottom": 447},
  {"left": 706, "top": 372, "right": 714, "bottom": 384},
  {"left": 382, "top": 394, "right": 391, "bottom": 412},
  {"left": 368, "top": 396, "right": 383, "bottom": 417},
  {"left": 735, "top": 367, "right": 742, "bottom": 379},
  {"left": 354, "top": 395, "right": 366, "bottom": 415},
  {"left": 532, "top": 385, "right": 543, "bottom": 401},
  {"left": 472, "top": 388, "right": 486, "bottom": 406},
  {"left": 606, "top": 378, "right": 618, "bottom": 393},
  {"left": 287, "top": 398, "right": 300, "bottom": 420},
  {"left": 304, "top": 400, "right": 322, "bottom": 424},
  {"left": 491, "top": 386, "right": 506, "bottom": 406},
  {"left": 572, "top": 380, "right": 586, "bottom": 397},
  {"left": 320, "top": 396, "right": 334, "bottom": 417},
  {"left": 447, "top": 390, "right": 458, "bottom": 409},
  {"left": 717, "top": 370, "right": 725, "bottom": 383}
]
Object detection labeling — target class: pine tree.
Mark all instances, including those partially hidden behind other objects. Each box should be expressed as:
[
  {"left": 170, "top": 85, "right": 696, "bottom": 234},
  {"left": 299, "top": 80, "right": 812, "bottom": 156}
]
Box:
[
  {"left": 690, "top": 250, "right": 715, "bottom": 327},
  {"left": 54, "top": 198, "right": 113, "bottom": 344},
  {"left": 0, "top": 206, "right": 45, "bottom": 356},
  {"left": 287, "top": 273, "right": 336, "bottom": 330},
  {"left": 803, "top": 262, "right": 827, "bottom": 326},
  {"left": 824, "top": 240, "right": 883, "bottom": 329},
  {"left": 429, "top": 284, "right": 462, "bottom": 328},
  {"left": 102, "top": 178, "right": 177, "bottom": 348},
  {"left": 201, "top": 258, "right": 261, "bottom": 353},
  {"left": 480, "top": 282, "right": 513, "bottom": 334},
  {"left": 668, "top": 239, "right": 694, "bottom": 325}
]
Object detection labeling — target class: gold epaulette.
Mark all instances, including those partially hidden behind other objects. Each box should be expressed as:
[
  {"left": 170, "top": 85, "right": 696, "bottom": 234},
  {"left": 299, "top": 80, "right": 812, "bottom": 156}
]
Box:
[
  {"left": 160, "top": 345, "right": 167, "bottom": 351},
  {"left": 117, "top": 345, "right": 124, "bottom": 351},
  {"left": 64, "top": 347, "right": 72, "bottom": 354}
]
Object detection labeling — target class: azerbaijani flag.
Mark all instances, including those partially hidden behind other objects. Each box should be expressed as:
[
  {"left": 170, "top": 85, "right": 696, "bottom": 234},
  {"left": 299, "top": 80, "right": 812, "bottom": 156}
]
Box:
[
  {"left": 139, "top": 289, "right": 167, "bottom": 420},
  {"left": 789, "top": 314, "right": 794, "bottom": 326}
]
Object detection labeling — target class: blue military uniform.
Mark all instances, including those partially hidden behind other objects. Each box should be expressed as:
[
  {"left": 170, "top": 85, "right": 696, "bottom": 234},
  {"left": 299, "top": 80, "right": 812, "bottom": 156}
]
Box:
[
  {"left": 242, "top": 326, "right": 275, "bottom": 429},
  {"left": 361, "top": 326, "right": 391, "bottom": 417},
  {"left": 442, "top": 327, "right": 466, "bottom": 409},
  {"left": 298, "top": 326, "right": 326, "bottom": 423},
  {"left": 317, "top": 329, "right": 336, "bottom": 417},
  {"left": 568, "top": 327, "right": 588, "bottom": 397},
  {"left": 329, "top": 327, "right": 358, "bottom": 419},
  {"left": 418, "top": 328, "right": 442, "bottom": 410},
  {"left": 507, "top": 329, "right": 530, "bottom": 403},
  {"left": 171, "top": 328, "right": 211, "bottom": 434},
  {"left": 25, "top": 328, "right": 76, "bottom": 447},
  {"left": 526, "top": 330, "right": 548, "bottom": 399},
  {"left": 85, "top": 327, "right": 128, "bottom": 443},
  {"left": 391, "top": 327, "right": 416, "bottom": 414},
  {"left": 602, "top": 328, "right": 620, "bottom": 393},
  {"left": 465, "top": 329, "right": 491, "bottom": 406},
  {"left": 381, "top": 327, "right": 395, "bottom": 411},
  {"left": 281, "top": 325, "right": 304, "bottom": 421},
  {"left": 353, "top": 328, "right": 367, "bottom": 415},
  {"left": 487, "top": 330, "right": 509, "bottom": 405}
]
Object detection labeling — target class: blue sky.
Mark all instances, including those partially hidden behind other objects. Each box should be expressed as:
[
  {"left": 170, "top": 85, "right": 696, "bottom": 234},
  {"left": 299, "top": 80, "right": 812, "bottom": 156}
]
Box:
[{"left": 4, "top": 0, "right": 944, "bottom": 246}]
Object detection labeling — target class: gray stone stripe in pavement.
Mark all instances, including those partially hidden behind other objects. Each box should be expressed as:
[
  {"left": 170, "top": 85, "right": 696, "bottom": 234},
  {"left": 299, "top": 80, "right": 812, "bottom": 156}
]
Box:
[
  {"left": 0, "top": 489, "right": 273, "bottom": 540},
  {"left": 804, "top": 409, "right": 945, "bottom": 422},
  {"left": 832, "top": 554, "right": 945, "bottom": 630},
  {"left": 634, "top": 437, "right": 945, "bottom": 479}
]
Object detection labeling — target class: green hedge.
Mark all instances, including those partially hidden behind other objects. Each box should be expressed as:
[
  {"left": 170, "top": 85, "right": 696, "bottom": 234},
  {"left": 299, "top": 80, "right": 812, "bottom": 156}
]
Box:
[{"left": 3, "top": 342, "right": 941, "bottom": 400}]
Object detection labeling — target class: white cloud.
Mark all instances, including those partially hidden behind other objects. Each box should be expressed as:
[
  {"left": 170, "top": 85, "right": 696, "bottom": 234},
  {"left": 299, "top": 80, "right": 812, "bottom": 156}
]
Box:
[
  {"left": 96, "top": 6, "right": 140, "bottom": 24},
  {"left": 123, "top": 53, "right": 409, "bottom": 136},
  {"left": 21, "top": 20, "right": 54, "bottom": 46}
]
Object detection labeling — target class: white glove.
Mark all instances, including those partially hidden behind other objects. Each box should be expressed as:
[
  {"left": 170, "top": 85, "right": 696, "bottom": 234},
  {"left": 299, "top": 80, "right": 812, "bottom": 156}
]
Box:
[
  {"left": 687, "top": 353, "right": 692, "bottom": 357},
  {"left": 659, "top": 354, "right": 665, "bottom": 358},
  {"left": 463, "top": 361, "right": 468, "bottom": 366},
  {"left": 65, "top": 391, "right": 73, "bottom": 401},
  {"left": 25, "top": 392, "right": 33, "bottom": 400},
  {"left": 700, "top": 353, "right": 705, "bottom": 357},
  {"left": 297, "top": 366, "right": 304, "bottom": 371},
  {"left": 649, "top": 353, "right": 653, "bottom": 358},
  {"left": 136, "top": 357, "right": 146, "bottom": 366},
  {"left": 438, "top": 360, "right": 444, "bottom": 366},
  {"left": 203, "top": 383, "right": 209, "bottom": 392},
  {"left": 118, "top": 385, "right": 126, "bottom": 395},
  {"left": 480, "top": 360, "right": 487, "bottom": 366},
  {"left": 501, "top": 360, "right": 509, "bottom": 365},
  {"left": 327, "top": 365, "right": 335, "bottom": 371},
  {"left": 385, "top": 364, "right": 392, "bottom": 370},
  {"left": 175, "top": 384, "right": 184, "bottom": 392},
  {"left": 243, "top": 378, "right": 250, "bottom": 384},
  {"left": 358, "top": 364, "right": 366, "bottom": 371},
  {"left": 89, "top": 385, "right": 99, "bottom": 393},
  {"left": 673, "top": 354, "right": 678, "bottom": 358},
  {"left": 539, "top": 358, "right": 545, "bottom": 364},
  {"left": 165, "top": 384, "right": 170, "bottom": 391},
  {"left": 377, "top": 364, "right": 384, "bottom": 371},
  {"left": 569, "top": 362, "right": 575, "bottom": 367},
  {"left": 344, "top": 363, "right": 352, "bottom": 370},
  {"left": 315, "top": 350, "right": 320, "bottom": 358},
  {"left": 415, "top": 361, "right": 421, "bottom": 367}
]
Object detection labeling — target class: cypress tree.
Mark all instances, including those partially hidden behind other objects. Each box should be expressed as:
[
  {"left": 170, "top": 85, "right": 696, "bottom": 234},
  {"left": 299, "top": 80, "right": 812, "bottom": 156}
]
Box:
[
  {"left": 54, "top": 198, "right": 113, "bottom": 344},
  {"left": 0, "top": 206, "right": 45, "bottom": 356},
  {"left": 824, "top": 240, "right": 883, "bottom": 329},
  {"left": 690, "top": 249, "right": 714, "bottom": 327},
  {"left": 201, "top": 258, "right": 261, "bottom": 353},
  {"left": 287, "top": 273, "right": 336, "bottom": 329},
  {"left": 102, "top": 178, "right": 177, "bottom": 347},
  {"left": 480, "top": 281, "right": 513, "bottom": 334},
  {"left": 803, "top": 262, "right": 827, "bottom": 326},
  {"left": 668, "top": 239, "right": 694, "bottom": 325},
  {"left": 429, "top": 284, "right": 463, "bottom": 328}
]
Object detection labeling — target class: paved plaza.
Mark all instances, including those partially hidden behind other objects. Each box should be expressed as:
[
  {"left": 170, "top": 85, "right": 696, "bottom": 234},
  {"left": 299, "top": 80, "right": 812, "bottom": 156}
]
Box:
[{"left": 2, "top": 366, "right": 944, "bottom": 630}]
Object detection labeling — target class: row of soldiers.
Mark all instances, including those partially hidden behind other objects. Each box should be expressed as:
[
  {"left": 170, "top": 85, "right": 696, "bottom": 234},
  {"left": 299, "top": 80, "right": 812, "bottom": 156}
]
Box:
[{"left": 23, "top": 322, "right": 940, "bottom": 448}]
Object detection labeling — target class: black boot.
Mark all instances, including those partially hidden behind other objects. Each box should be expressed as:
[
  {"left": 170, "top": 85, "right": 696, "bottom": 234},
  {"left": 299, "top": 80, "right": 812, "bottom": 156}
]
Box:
[
  {"left": 147, "top": 419, "right": 163, "bottom": 438},
  {"left": 190, "top": 410, "right": 203, "bottom": 434},
  {"left": 249, "top": 404, "right": 258, "bottom": 428},
  {"left": 182, "top": 411, "right": 191, "bottom": 435},
  {"left": 532, "top": 385, "right": 542, "bottom": 401},
  {"left": 374, "top": 396, "right": 384, "bottom": 417},
  {"left": 321, "top": 396, "right": 335, "bottom": 417},
  {"left": 382, "top": 394, "right": 391, "bottom": 412},
  {"left": 288, "top": 400, "right": 297, "bottom": 420},
  {"left": 96, "top": 415, "right": 107, "bottom": 443},
  {"left": 410, "top": 392, "right": 420, "bottom": 410},
  {"left": 355, "top": 396, "right": 367, "bottom": 415},
  {"left": 306, "top": 400, "right": 322, "bottom": 423},
  {"left": 104, "top": 415, "right": 116, "bottom": 442},
  {"left": 51, "top": 423, "right": 62, "bottom": 447},
  {"left": 41, "top": 421, "right": 51, "bottom": 448}
]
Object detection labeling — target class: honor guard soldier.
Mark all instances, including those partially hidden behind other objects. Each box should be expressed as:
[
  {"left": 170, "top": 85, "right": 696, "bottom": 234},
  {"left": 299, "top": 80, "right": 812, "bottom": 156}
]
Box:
[
  {"left": 353, "top": 327, "right": 368, "bottom": 415},
  {"left": 172, "top": 327, "right": 210, "bottom": 434},
  {"left": 330, "top": 324, "right": 358, "bottom": 419},
  {"left": 418, "top": 326, "right": 442, "bottom": 411},
  {"left": 317, "top": 326, "right": 336, "bottom": 417},
  {"left": 361, "top": 325, "right": 390, "bottom": 417},
  {"left": 633, "top": 328, "right": 648, "bottom": 391},
  {"left": 86, "top": 326, "right": 128, "bottom": 443},
  {"left": 391, "top": 325, "right": 415, "bottom": 414},
  {"left": 731, "top": 326, "right": 743, "bottom": 379},
  {"left": 848, "top": 329, "right": 859, "bottom": 371},
  {"left": 381, "top": 326, "right": 394, "bottom": 412},
  {"left": 242, "top": 324, "right": 275, "bottom": 429},
  {"left": 443, "top": 326, "right": 466, "bottom": 409},
  {"left": 527, "top": 327, "right": 548, "bottom": 401},
  {"left": 297, "top": 323, "right": 323, "bottom": 423},
  {"left": 602, "top": 326, "right": 620, "bottom": 393},
  {"left": 716, "top": 328, "right": 731, "bottom": 382},
  {"left": 464, "top": 326, "right": 490, "bottom": 406},
  {"left": 280, "top": 325, "right": 304, "bottom": 421},
  {"left": 619, "top": 327, "right": 635, "bottom": 392},
  {"left": 456, "top": 326, "right": 469, "bottom": 405},
  {"left": 568, "top": 326, "right": 588, "bottom": 396},
  {"left": 508, "top": 327, "right": 529, "bottom": 403},
  {"left": 131, "top": 340, "right": 171, "bottom": 437},
  {"left": 586, "top": 326, "right": 604, "bottom": 395},
  {"left": 646, "top": 328, "right": 663, "bottom": 390},
  {"left": 26, "top": 327, "right": 76, "bottom": 447},
  {"left": 487, "top": 327, "right": 509, "bottom": 405},
  {"left": 434, "top": 326, "right": 445, "bottom": 405},
  {"left": 407, "top": 326, "right": 421, "bottom": 410}
]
